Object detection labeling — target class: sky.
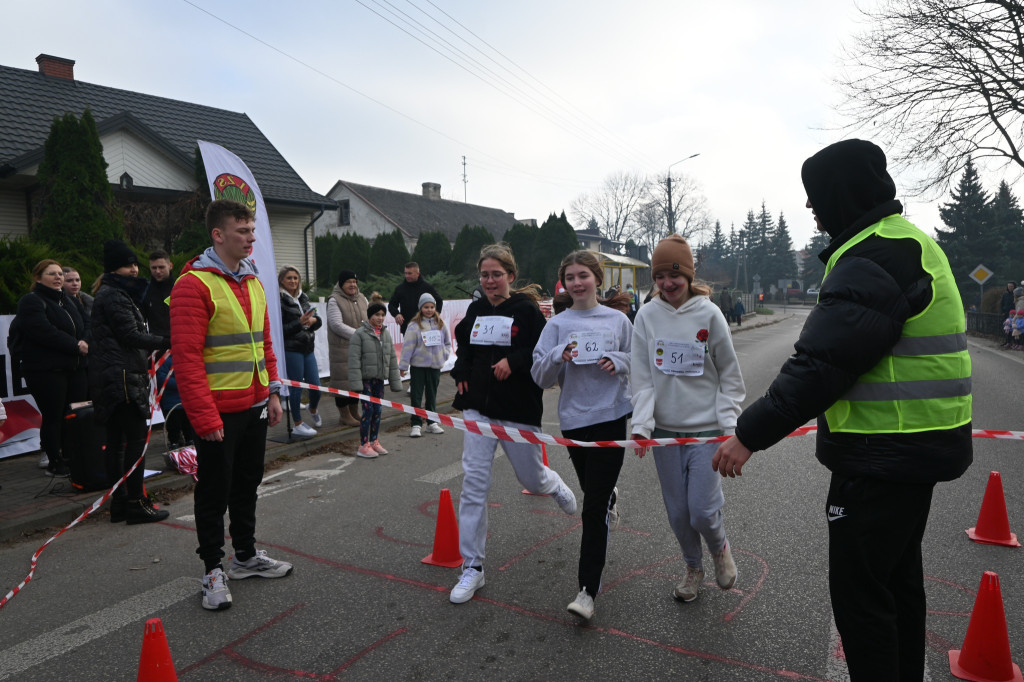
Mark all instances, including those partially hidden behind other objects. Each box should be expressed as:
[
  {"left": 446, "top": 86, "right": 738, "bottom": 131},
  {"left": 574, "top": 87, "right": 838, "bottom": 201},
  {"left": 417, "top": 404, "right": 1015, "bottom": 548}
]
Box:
[{"left": 3, "top": 0, "right": 992, "bottom": 252}]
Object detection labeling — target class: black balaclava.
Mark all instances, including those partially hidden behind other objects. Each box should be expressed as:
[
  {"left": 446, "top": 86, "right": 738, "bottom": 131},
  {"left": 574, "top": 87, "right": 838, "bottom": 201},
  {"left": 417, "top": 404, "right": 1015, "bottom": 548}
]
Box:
[{"left": 801, "top": 139, "right": 897, "bottom": 238}]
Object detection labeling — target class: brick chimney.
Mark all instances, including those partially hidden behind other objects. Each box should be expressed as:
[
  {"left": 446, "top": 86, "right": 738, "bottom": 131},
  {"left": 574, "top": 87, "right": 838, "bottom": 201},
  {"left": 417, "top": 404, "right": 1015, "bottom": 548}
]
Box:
[
  {"left": 422, "top": 182, "right": 441, "bottom": 200},
  {"left": 36, "top": 54, "right": 75, "bottom": 80}
]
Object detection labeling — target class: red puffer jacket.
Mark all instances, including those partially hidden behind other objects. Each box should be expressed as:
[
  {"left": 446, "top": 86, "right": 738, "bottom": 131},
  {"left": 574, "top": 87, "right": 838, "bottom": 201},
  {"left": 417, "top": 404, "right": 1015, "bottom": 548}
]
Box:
[{"left": 170, "top": 256, "right": 279, "bottom": 437}]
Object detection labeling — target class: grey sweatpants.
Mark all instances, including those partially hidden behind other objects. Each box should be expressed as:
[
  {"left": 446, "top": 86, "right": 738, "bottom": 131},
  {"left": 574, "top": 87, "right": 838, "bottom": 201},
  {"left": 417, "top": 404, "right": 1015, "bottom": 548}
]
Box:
[
  {"left": 653, "top": 441, "right": 727, "bottom": 569},
  {"left": 458, "top": 409, "right": 567, "bottom": 569}
]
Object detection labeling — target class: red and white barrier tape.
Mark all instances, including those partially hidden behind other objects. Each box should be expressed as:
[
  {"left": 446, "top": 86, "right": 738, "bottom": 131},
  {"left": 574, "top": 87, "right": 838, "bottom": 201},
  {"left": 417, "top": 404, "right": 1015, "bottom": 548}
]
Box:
[{"left": 285, "top": 380, "right": 1024, "bottom": 447}]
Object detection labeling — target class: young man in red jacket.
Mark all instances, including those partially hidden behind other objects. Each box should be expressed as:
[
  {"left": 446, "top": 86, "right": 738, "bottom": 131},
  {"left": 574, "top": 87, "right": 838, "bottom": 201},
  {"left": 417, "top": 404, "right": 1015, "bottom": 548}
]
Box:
[{"left": 170, "top": 199, "right": 290, "bottom": 611}]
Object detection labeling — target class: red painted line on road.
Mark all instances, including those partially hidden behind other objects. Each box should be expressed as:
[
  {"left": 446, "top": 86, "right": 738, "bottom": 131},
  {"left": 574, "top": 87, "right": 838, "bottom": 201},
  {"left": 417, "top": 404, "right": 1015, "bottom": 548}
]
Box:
[
  {"left": 496, "top": 519, "right": 583, "bottom": 572},
  {"left": 375, "top": 526, "right": 431, "bottom": 548},
  {"left": 924, "top": 574, "right": 973, "bottom": 617},
  {"left": 330, "top": 627, "right": 409, "bottom": 675},
  {"left": 724, "top": 548, "right": 769, "bottom": 623},
  {"left": 179, "top": 603, "right": 309, "bottom": 675}
]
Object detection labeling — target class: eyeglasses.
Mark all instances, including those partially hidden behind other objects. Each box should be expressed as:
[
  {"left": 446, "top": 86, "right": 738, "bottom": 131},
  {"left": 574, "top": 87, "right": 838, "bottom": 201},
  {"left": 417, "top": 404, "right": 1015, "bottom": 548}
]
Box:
[{"left": 479, "top": 271, "right": 507, "bottom": 281}]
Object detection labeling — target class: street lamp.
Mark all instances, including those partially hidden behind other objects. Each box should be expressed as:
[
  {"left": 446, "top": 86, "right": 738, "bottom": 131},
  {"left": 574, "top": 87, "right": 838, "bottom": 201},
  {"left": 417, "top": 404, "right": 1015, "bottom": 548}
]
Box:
[{"left": 666, "top": 153, "right": 700, "bottom": 234}]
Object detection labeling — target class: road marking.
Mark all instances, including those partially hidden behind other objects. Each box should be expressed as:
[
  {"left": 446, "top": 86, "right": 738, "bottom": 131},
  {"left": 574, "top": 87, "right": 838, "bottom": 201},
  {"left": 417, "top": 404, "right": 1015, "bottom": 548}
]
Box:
[
  {"left": 416, "top": 453, "right": 506, "bottom": 484},
  {"left": 257, "top": 460, "right": 353, "bottom": 498},
  {"left": 0, "top": 576, "right": 196, "bottom": 680}
]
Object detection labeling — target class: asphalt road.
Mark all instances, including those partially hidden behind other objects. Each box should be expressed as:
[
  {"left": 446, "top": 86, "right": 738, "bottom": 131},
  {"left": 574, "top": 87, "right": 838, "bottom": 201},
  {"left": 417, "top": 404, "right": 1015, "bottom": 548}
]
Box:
[{"left": 0, "top": 311, "right": 1021, "bottom": 681}]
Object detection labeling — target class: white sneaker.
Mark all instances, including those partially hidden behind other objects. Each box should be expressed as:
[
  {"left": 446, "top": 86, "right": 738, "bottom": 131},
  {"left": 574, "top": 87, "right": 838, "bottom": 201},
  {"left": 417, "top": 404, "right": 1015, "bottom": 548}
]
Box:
[
  {"left": 410, "top": 425, "right": 422, "bottom": 438},
  {"left": 551, "top": 479, "right": 577, "bottom": 515},
  {"left": 292, "top": 422, "right": 317, "bottom": 439},
  {"left": 202, "top": 567, "right": 232, "bottom": 611},
  {"left": 308, "top": 410, "right": 322, "bottom": 428},
  {"left": 426, "top": 422, "right": 444, "bottom": 434},
  {"left": 450, "top": 567, "right": 485, "bottom": 604},
  {"left": 567, "top": 589, "right": 595, "bottom": 621},
  {"left": 672, "top": 565, "right": 705, "bottom": 603},
  {"left": 608, "top": 487, "right": 621, "bottom": 530},
  {"left": 712, "top": 543, "right": 737, "bottom": 589},
  {"left": 38, "top": 454, "right": 50, "bottom": 469},
  {"left": 227, "top": 549, "right": 294, "bottom": 580}
]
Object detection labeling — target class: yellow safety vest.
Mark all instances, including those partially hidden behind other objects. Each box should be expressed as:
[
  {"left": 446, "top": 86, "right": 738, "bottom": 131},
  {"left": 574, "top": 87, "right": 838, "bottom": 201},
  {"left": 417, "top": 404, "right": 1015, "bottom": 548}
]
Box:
[
  {"left": 822, "top": 214, "right": 972, "bottom": 433},
  {"left": 184, "top": 271, "right": 269, "bottom": 391}
]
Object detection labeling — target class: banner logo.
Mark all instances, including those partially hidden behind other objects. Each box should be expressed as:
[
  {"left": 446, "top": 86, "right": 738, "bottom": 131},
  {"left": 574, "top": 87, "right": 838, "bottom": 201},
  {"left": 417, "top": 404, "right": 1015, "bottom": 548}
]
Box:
[{"left": 213, "top": 173, "right": 257, "bottom": 212}]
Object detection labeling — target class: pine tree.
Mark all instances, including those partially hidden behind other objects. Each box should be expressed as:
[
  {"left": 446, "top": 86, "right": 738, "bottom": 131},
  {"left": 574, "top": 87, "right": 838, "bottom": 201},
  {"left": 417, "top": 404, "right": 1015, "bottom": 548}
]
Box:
[
  {"left": 33, "top": 109, "right": 125, "bottom": 261},
  {"left": 987, "top": 180, "right": 1023, "bottom": 282},
  {"left": 503, "top": 223, "right": 539, "bottom": 282},
  {"left": 411, "top": 231, "right": 452, "bottom": 277},
  {"left": 937, "top": 159, "right": 992, "bottom": 301},
  {"left": 449, "top": 225, "right": 495, "bottom": 278},
  {"left": 368, "top": 230, "right": 410, "bottom": 277},
  {"left": 530, "top": 212, "right": 579, "bottom": 291},
  {"left": 800, "top": 231, "right": 832, "bottom": 290},
  {"left": 314, "top": 234, "right": 339, "bottom": 287},
  {"left": 331, "top": 232, "right": 371, "bottom": 282},
  {"left": 765, "top": 212, "right": 795, "bottom": 287}
]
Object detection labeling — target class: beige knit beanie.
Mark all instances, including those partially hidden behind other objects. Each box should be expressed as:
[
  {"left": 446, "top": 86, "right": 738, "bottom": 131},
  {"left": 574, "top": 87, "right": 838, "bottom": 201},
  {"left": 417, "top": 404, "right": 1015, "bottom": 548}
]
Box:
[{"left": 651, "top": 234, "right": 695, "bottom": 280}]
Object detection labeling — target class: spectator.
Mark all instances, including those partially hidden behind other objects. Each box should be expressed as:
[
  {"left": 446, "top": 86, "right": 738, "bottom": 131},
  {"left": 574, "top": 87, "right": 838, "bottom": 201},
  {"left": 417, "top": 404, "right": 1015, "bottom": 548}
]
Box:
[
  {"left": 16, "top": 260, "right": 89, "bottom": 476},
  {"left": 170, "top": 199, "right": 290, "bottom": 611},
  {"left": 90, "top": 240, "right": 170, "bottom": 524},
  {"left": 719, "top": 286, "right": 733, "bottom": 325},
  {"left": 326, "top": 270, "right": 367, "bottom": 427},
  {"left": 733, "top": 295, "right": 745, "bottom": 326},
  {"left": 349, "top": 302, "right": 403, "bottom": 458},
  {"left": 278, "top": 265, "right": 323, "bottom": 439},
  {"left": 142, "top": 249, "right": 174, "bottom": 339},
  {"left": 1015, "top": 309, "right": 1024, "bottom": 350},
  {"left": 61, "top": 266, "right": 94, "bottom": 324},
  {"left": 1014, "top": 285, "right": 1024, "bottom": 312},
  {"left": 624, "top": 282, "right": 639, "bottom": 321},
  {"left": 388, "top": 261, "right": 443, "bottom": 336},
  {"left": 399, "top": 292, "right": 451, "bottom": 438}
]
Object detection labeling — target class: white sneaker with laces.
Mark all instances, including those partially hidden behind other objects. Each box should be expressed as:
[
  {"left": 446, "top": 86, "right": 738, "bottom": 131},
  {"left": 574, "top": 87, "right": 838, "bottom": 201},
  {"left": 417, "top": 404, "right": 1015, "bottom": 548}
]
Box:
[
  {"left": 608, "top": 487, "right": 621, "bottom": 530},
  {"left": 450, "top": 567, "right": 485, "bottom": 603},
  {"left": 202, "top": 567, "right": 232, "bottom": 610},
  {"left": 227, "top": 549, "right": 293, "bottom": 580},
  {"left": 410, "top": 425, "right": 422, "bottom": 438},
  {"left": 426, "top": 422, "right": 444, "bottom": 434},
  {"left": 292, "top": 422, "right": 317, "bottom": 439},
  {"left": 712, "top": 542, "right": 737, "bottom": 589},
  {"left": 38, "top": 454, "right": 50, "bottom": 469},
  {"left": 550, "top": 480, "right": 577, "bottom": 515},
  {"left": 566, "top": 589, "right": 595, "bottom": 621},
  {"left": 308, "top": 410, "right": 322, "bottom": 428},
  {"left": 672, "top": 565, "right": 705, "bottom": 603}
]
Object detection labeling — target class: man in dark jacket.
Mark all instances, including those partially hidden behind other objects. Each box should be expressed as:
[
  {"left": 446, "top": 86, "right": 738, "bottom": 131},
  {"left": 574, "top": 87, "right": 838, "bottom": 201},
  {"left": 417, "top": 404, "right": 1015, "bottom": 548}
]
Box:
[
  {"left": 142, "top": 249, "right": 175, "bottom": 339},
  {"left": 712, "top": 139, "right": 972, "bottom": 681},
  {"left": 388, "top": 262, "right": 442, "bottom": 335}
]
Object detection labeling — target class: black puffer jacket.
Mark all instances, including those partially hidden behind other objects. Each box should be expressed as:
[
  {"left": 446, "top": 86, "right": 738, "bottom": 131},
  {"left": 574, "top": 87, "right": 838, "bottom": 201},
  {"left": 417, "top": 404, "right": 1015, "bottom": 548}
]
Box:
[
  {"left": 281, "top": 290, "right": 322, "bottom": 354},
  {"left": 735, "top": 140, "right": 972, "bottom": 484},
  {"left": 451, "top": 293, "right": 545, "bottom": 426},
  {"left": 89, "top": 273, "right": 170, "bottom": 423},
  {"left": 15, "top": 283, "right": 87, "bottom": 373},
  {"left": 388, "top": 276, "right": 442, "bottom": 335}
]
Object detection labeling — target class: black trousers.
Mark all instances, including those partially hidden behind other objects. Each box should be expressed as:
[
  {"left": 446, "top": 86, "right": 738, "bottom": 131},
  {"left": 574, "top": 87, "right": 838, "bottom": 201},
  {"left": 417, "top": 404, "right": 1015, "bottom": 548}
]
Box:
[
  {"left": 563, "top": 415, "right": 626, "bottom": 598},
  {"left": 827, "top": 473, "right": 935, "bottom": 682},
  {"left": 104, "top": 402, "right": 148, "bottom": 499},
  {"left": 194, "top": 404, "right": 269, "bottom": 571},
  {"left": 23, "top": 368, "right": 88, "bottom": 463}
]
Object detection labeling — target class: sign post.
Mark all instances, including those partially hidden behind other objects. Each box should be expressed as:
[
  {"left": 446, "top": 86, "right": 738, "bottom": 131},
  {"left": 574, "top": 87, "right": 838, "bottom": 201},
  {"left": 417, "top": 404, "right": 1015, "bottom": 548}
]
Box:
[{"left": 969, "top": 264, "right": 994, "bottom": 310}]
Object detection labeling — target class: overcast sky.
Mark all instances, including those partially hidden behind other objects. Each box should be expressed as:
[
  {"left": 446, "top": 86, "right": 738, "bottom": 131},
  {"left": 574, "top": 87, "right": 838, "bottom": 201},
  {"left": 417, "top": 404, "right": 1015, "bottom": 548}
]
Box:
[{"left": 4, "top": 0, "right": 991, "bottom": 252}]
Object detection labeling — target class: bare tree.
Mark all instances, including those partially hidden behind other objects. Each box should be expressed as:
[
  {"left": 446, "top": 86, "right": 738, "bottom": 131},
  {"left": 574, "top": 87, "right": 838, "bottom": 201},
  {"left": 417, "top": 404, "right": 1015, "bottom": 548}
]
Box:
[
  {"left": 569, "top": 170, "right": 650, "bottom": 242},
  {"left": 838, "top": 0, "right": 1024, "bottom": 195},
  {"left": 633, "top": 173, "right": 712, "bottom": 254}
]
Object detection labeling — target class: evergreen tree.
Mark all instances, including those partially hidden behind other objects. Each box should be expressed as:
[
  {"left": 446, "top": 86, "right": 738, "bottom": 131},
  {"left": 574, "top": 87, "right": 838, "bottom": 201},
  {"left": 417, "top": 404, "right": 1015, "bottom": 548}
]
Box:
[
  {"left": 33, "top": 109, "right": 125, "bottom": 261},
  {"left": 764, "top": 212, "right": 796, "bottom": 287},
  {"left": 503, "top": 223, "right": 539, "bottom": 279},
  {"left": 314, "top": 234, "right": 339, "bottom": 287},
  {"left": 800, "top": 231, "right": 831, "bottom": 290},
  {"left": 937, "top": 158, "right": 992, "bottom": 301},
  {"left": 368, "top": 230, "right": 410, "bottom": 277},
  {"left": 987, "top": 180, "right": 1023, "bottom": 281},
  {"left": 331, "top": 232, "right": 371, "bottom": 282},
  {"left": 450, "top": 225, "right": 496, "bottom": 278},
  {"left": 530, "top": 212, "right": 579, "bottom": 291},
  {"left": 411, "top": 231, "right": 452, "bottom": 277}
]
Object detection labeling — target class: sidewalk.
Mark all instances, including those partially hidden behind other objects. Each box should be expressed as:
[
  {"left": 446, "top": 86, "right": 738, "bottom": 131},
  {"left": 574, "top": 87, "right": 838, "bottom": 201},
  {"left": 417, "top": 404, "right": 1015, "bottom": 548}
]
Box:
[{"left": 0, "top": 311, "right": 790, "bottom": 544}]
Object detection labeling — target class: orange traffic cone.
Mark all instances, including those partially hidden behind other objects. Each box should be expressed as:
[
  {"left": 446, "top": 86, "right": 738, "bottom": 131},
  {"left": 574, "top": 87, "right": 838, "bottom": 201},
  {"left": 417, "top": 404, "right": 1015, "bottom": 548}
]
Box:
[
  {"left": 422, "top": 488, "right": 463, "bottom": 567},
  {"left": 523, "top": 445, "right": 551, "bottom": 496},
  {"left": 137, "top": 618, "right": 178, "bottom": 682},
  {"left": 967, "top": 472, "right": 1020, "bottom": 547},
  {"left": 949, "top": 571, "right": 1023, "bottom": 682}
]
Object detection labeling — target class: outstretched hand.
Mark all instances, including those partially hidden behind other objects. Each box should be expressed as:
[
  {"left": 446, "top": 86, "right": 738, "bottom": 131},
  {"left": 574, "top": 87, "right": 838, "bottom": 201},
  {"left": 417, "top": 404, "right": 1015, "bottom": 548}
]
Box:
[{"left": 712, "top": 436, "right": 753, "bottom": 478}]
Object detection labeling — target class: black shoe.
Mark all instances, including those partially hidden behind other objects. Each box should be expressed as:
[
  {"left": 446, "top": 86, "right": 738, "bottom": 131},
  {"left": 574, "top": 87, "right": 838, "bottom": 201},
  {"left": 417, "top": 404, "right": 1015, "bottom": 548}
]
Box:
[
  {"left": 125, "top": 497, "right": 170, "bottom": 525},
  {"left": 109, "top": 497, "right": 127, "bottom": 523},
  {"left": 46, "top": 462, "right": 71, "bottom": 478}
]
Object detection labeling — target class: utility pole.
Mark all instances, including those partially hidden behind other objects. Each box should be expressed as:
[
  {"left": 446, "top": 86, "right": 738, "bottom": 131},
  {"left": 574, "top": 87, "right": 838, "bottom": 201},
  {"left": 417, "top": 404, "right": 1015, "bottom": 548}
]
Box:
[
  {"left": 462, "top": 156, "right": 468, "bottom": 203},
  {"left": 665, "top": 153, "right": 700, "bottom": 234}
]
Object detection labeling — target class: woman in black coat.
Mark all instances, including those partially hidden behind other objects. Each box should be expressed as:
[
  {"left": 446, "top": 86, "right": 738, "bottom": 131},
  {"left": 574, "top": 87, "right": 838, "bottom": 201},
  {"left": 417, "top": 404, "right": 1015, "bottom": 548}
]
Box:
[
  {"left": 90, "top": 241, "right": 169, "bottom": 524},
  {"left": 15, "top": 259, "right": 89, "bottom": 477}
]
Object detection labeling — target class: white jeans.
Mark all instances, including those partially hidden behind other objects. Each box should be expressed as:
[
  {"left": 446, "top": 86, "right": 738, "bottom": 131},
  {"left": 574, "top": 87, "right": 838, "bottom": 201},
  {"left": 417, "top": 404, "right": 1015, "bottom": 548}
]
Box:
[
  {"left": 458, "top": 409, "right": 565, "bottom": 568},
  {"left": 653, "top": 442, "right": 727, "bottom": 569}
]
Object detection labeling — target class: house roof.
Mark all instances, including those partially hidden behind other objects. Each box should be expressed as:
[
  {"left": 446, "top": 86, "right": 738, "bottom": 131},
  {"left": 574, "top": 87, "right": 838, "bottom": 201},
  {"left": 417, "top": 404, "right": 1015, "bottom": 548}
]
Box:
[
  {"left": 0, "top": 62, "right": 331, "bottom": 208},
  {"left": 332, "top": 180, "right": 521, "bottom": 241}
]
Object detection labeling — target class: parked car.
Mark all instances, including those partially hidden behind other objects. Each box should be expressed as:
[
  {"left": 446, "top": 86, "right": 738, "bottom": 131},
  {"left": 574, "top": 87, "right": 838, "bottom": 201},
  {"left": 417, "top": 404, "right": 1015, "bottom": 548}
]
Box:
[{"left": 806, "top": 287, "right": 820, "bottom": 297}]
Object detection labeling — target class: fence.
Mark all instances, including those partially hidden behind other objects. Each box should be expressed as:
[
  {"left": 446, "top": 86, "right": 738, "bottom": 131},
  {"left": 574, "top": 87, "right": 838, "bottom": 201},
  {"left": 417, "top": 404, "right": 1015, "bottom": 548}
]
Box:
[{"left": 967, "top": 311, "right": 1004, "bottom": 338}]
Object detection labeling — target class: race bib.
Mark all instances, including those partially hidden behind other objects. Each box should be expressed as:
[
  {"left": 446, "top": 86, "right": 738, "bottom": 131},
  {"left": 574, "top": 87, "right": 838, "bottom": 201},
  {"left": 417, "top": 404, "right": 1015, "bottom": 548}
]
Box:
[
  {"left": 653, "top": 339, "right": 705, "bottom": 376},
  {"left": 470, "top": 316, "right": 513, "bottom": 346},
  {"left": 421, "top": 330, "right": 444, "bottom": 347},
  {"left": 567, "top": 330, "right": 615, "bottom": 365}
]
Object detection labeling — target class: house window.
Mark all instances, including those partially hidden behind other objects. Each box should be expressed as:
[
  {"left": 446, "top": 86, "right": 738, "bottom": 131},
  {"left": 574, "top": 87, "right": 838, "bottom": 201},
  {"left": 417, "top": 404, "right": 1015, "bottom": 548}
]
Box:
[{"left": 339, "top": 199, "right": 351, "bottom": 226}]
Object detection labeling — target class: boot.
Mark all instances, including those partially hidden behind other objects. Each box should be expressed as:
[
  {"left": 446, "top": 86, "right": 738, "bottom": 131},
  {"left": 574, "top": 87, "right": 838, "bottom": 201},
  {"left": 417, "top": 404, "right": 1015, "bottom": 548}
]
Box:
[
  {"left": 125, "top": 497, "right": 170, "bottom": 525},
  {"left": 109, "top": 495, "right": 127, "bottom": 523},
  {"left": 340, "top": 404, "right": 360, "bottom": 427}
]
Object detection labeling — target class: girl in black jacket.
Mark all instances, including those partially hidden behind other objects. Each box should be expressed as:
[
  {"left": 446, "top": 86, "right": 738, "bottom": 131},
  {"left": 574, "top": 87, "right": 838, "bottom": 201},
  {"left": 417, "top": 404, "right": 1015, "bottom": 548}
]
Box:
[
  {"left": 279, "top": 266, "right": 323, "bottom": 438},
  {"left": 15, "top": 259, "right": 89, "bottom": 477},
  {"left": 90, "top": 240, "right": 169, "bottom": 524}
]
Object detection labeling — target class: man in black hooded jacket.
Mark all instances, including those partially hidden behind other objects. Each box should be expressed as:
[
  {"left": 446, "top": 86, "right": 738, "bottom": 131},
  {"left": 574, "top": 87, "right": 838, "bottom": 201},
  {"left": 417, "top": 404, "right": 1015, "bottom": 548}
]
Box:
[{"left": 712, "top": 139, "right": 972, "bottom": 681}]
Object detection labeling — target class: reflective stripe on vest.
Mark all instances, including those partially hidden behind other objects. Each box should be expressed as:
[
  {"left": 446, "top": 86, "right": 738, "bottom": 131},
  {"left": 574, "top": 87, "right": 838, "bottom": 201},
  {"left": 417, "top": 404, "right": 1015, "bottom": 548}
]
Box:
[
  {"left": 822, "top": 214, "right": 972, "bottom": 433},
  {"left": 184, "top": 270, "right": 269, "bottom": 390}
]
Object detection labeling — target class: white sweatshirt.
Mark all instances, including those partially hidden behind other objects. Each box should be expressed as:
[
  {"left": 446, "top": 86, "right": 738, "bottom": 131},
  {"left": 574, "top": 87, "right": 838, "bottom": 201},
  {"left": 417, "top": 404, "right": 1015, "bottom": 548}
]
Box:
[
  {"left": 630, "top": 295, "right": 745, "bottom": 439},
  {"left": 531, "top": 305, "right": 633, "bottom": 431}
]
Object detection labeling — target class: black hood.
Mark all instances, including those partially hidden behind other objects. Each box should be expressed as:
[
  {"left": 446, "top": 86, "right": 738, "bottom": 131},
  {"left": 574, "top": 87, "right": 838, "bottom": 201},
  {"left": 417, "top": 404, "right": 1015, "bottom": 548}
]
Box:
[{"left": 801, "top": 139, "right": 898, "bottom": 238}]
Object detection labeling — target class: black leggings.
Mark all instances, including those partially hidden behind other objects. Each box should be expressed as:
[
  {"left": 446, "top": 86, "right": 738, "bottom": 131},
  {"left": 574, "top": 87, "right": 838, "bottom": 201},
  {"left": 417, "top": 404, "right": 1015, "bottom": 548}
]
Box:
[
  {"left": 104, "top": 403, "right": 149, "bottom": 500},
  {"left": 23, "top": 369, "right": 88, "bottom": 464}
]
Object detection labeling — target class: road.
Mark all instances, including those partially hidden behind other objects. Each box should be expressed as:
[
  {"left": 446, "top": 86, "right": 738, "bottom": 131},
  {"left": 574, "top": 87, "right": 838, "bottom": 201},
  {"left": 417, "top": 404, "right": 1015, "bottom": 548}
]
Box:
[{"left": 0, "top": 310, "right": 1021, "bottom": 681}]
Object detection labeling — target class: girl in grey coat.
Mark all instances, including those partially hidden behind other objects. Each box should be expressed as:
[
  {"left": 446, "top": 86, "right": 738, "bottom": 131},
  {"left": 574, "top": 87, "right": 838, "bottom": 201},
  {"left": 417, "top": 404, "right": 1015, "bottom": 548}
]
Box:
[{"left": 348, "top": 302, "right": 403, "bottom": 457}]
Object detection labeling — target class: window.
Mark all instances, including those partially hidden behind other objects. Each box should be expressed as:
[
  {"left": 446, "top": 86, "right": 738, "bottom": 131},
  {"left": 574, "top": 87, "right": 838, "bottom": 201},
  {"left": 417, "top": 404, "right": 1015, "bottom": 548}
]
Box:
[{"left": 339, "top": 199, "right": 351, "bottom": 226}]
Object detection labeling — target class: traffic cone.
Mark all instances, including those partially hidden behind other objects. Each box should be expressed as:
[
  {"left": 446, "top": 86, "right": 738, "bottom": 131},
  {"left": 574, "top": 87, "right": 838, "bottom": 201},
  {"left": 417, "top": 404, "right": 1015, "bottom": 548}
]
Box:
[
  {"left": 967, "top": 472, "right": 1020, "bottom": 547},
  {"left": 137, "top": 618, "right": 178, "bottom": 682},
  {"left": 949, "top": 571, "right": 1023, "bottom": 682},
  {"left": 523, "top": 445, "right": 551, "bottom": 496},
  {"left": 422, "top": 488, "right": 463, "bottom": 567}
]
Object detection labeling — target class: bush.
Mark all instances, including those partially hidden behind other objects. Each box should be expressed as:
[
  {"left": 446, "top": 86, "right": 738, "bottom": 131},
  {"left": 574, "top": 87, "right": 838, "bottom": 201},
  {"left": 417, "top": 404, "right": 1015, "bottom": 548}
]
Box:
[
  {"left": 449, "top": 225, "right": 495, "bottom": 279},
  {"left": 411, "top": 231, "right": 451, "bottom": 277},
  {"left": 369, "top": 231, "right": 411, "bottom": 278},
  {"left": 330, "top": 232, "right": 371, "bottom": 283},
  {"left": 0, "top": 237, "right": 101, "bottom": 313}
]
